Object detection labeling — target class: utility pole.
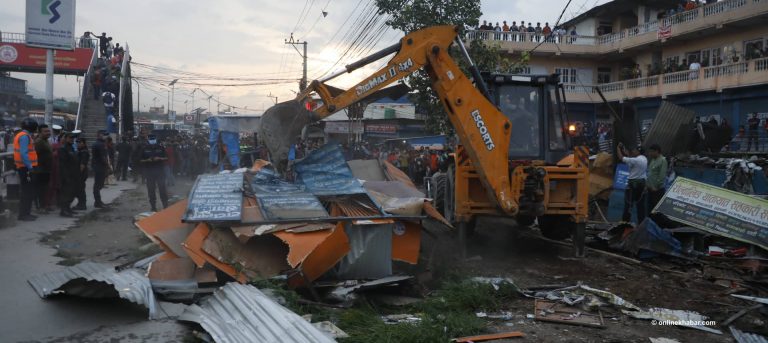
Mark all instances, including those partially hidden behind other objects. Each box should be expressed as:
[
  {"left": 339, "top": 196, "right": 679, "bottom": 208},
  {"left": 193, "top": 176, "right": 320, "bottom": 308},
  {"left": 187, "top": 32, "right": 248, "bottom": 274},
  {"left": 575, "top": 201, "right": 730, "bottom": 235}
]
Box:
[
  {"left": 267, "top": 92, "right": 278, "bottom": 104},
  {"left": 191, "top": 88, "right": 197, "bottom": 112},
  {"left": 169, "top": 79, "right": 178, "bottom": 120},
  {"left": 285, "top": 34, "right": 308, "bottom": 91},
  {"left": 44, "top": 49, "right": 54, "bottom": 125}
]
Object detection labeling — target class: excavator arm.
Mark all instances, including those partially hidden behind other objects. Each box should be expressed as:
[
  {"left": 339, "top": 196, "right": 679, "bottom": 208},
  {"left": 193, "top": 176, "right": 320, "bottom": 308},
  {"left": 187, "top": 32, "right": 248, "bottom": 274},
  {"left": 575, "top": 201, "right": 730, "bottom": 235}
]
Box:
[{"left": 259, "top": 25, "right": 519, "bottom": 215}]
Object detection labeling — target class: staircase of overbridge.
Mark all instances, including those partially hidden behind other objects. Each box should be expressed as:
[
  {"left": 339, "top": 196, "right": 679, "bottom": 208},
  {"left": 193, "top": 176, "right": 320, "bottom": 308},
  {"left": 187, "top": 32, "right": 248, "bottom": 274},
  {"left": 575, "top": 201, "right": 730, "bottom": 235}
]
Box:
[{"left": 75, "top": 46, "right": 133, "bottom": 143}]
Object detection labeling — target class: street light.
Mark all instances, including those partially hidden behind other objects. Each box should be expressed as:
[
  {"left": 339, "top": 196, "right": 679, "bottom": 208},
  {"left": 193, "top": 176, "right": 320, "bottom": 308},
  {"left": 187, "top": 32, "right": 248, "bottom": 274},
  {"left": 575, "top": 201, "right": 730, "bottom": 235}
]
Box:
[{"left": 168, "top": 79, "right": 178, "bottom": 115}]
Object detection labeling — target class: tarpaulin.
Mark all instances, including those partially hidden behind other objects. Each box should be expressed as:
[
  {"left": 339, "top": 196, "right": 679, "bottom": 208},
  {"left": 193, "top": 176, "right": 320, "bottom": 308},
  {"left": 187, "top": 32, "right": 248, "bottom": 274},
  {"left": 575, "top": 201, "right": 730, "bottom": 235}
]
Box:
[
  {"left": 294, "top": 143, "right": 367, "bottom": 195},
  {"left": 620, "top": 218, "right": 682, "bottom": 259},
  {"left": 208, "top": 117, "right": 241, "bottom": 169}
]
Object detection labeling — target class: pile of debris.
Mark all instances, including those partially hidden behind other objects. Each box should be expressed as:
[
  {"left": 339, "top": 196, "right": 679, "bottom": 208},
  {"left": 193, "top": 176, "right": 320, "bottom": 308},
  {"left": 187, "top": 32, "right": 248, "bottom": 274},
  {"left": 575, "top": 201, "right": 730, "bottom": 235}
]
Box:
[{"left": 27, "top": 143, "right": 450, "bottom": 342}]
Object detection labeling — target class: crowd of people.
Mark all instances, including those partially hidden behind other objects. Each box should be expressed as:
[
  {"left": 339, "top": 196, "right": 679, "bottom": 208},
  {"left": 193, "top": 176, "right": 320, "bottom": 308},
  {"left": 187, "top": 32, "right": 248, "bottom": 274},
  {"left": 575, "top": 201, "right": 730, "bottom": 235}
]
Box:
[
  {"left": 83, "top": 31, "right": 127, "bottom": 135},
  {"left": 376, "top": 147, "right": 452, "bottom": 185},
  {"left": 3, "top": 117, "right": 212, "bottom": 221},
  {"left": 474, "top": 20, "right": 578, "bottom": 43}
]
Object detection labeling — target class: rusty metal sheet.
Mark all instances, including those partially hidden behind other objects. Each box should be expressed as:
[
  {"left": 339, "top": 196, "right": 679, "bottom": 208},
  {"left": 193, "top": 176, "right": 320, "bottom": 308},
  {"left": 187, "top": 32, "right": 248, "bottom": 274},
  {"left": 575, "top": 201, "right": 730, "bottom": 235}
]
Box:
[
  {"left": 153, "top": 225, "right": 195, "bottom": 258},
  {"left": 644, "top": 101, "right": 696, "bottom": 155},
  {"left": 202, "top": 229, "right": 291, "bottom": 281},
  {"left": 324, "top": 194, "right": 382, "bottom": 217},
  {"left": 182, "top": 223, "right": 246, "bottom": 283},
  {"left": 381, "top": 159, "right": 416, "bottom": 188},
  {"left": 148, "top": 257, "right": 196, "bottom": 281}
]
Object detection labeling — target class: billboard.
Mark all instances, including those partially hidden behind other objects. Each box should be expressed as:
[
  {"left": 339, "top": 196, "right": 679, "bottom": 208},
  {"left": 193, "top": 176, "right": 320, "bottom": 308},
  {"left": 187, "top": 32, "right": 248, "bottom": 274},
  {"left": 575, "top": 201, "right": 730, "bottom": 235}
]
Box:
[
  {"left": 25, "top": 0, "right": 77, "bottom": 50},
  {"left": 0, "top": 42, "right": 92, "bottom": 74},
  {"left": 654, "top": 177, "right": 768, "bottom": 251}
]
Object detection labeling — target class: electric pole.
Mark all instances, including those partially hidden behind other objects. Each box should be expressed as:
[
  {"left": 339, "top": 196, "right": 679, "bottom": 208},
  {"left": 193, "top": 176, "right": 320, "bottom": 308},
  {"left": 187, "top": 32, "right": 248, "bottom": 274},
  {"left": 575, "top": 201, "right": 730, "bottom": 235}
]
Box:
[
  {"left": 267, "top": 92, "right": 278, "bottom": 104},
  {"left": 285, "top": 34, "right": 308, "bottom": 91}
]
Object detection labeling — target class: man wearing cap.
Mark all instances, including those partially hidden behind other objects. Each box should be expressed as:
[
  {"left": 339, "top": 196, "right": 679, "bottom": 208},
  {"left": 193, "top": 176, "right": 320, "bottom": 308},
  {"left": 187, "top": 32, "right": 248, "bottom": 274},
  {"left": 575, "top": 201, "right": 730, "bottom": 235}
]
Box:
[
  {"left": 617, "top": 143, "right": 648, "bottom": 223},
  {"left": 91, "top": 130, "right": 109, "bottom": 208},
  {"left": 58, "top": 133, "right": 78, "bottom": 217},
  {"left": 49, "top": 124, "right": 63, "bottom": 145},
  {"left": 140, "top": 134, "right": 168, "bottom": 211}
]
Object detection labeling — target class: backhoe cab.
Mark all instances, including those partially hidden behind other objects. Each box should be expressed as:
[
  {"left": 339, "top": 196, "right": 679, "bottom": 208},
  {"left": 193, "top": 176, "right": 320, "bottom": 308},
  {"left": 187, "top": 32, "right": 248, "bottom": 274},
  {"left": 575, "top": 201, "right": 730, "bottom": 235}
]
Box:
[{"left": 433, "top": 72, "right": 589, "bottom": 255}]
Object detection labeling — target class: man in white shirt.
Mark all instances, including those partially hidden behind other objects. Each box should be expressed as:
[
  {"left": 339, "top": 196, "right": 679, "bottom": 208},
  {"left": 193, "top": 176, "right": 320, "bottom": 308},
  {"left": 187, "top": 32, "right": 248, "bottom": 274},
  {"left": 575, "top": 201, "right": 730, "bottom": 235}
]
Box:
[
  {"left": 689, "top": 60, "right": 701, "bottom": 79},
  {"left": 617, "top": 143, "right": 648, "bottom": 223}
]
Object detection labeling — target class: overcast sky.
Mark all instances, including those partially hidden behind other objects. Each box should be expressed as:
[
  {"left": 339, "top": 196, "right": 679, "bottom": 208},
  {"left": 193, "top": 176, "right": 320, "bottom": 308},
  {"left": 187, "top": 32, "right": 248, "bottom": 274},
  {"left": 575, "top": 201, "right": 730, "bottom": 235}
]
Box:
[{"left": 1, "top": 0, "right": 606, "bottom": 114}]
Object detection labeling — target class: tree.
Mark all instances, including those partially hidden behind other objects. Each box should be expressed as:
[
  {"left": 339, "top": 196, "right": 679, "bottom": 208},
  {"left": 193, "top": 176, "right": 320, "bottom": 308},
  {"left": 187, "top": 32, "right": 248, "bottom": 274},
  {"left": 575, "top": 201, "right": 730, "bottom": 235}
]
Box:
[{"left": 376, "top": 0, "right": 528, "bottom": 134}]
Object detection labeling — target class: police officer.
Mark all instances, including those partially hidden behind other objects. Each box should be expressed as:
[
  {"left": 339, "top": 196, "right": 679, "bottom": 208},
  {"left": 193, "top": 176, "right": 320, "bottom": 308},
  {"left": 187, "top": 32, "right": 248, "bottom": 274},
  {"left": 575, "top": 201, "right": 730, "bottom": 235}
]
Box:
[
  {"left": 58, "top": 132, "right": 78, "bottom": 217},
  {"left": 73, "top": 137, "right": 89, "bottom": 210},
  {"left": 14, "top": 118, "right": 39, "bottom": 221},
  {"left": 91, "top": 130, "right": 109, "bottom": 208},
  {"left": 140, "top": 134, "right": 168, "bottom": 211}
]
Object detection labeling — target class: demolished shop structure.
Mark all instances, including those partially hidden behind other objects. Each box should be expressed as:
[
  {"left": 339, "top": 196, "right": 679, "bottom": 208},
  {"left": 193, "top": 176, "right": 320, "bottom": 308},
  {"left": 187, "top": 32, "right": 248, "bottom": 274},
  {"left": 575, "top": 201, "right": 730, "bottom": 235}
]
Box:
[{"left": 136, "top": 143, "right": 447, "bottom": 290}]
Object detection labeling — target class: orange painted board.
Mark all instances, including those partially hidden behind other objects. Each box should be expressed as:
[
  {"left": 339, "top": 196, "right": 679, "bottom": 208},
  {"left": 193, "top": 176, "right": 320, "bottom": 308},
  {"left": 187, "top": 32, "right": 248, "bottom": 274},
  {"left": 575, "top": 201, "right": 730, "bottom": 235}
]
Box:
[
  {"left": 134, "top": 200, "right": 189, "bottom": 254},
  {"left": 453, "top": 331, "right": 525, "bottom": 342},
  {"left": 182, "top": 223, "right": 246, "bottom": 283},
  {"left": 424, "top": 202, "right": 452, "bottom": 228},
  {"left": 276, "top": 222, "right": 350, "bottom": 288},
  {"left": 392, "top": 221, "right": 421, "bottom": 264}
]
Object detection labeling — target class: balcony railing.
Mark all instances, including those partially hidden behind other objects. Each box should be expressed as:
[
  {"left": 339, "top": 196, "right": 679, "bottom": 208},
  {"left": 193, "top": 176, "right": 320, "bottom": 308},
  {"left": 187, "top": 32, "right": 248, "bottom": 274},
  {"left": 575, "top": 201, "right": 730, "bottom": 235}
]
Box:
[
  {"left": 464, "top": 30, "right": 596, "bottom": 45},
  {"left": 465, "top": 0, "right": 766, "bottom": 50},
  {"left": 563, "top": 57, "right": 768, "bottom": 102},
  {"left": 0, "top": 32, "right": 97, "bottom": 49}
]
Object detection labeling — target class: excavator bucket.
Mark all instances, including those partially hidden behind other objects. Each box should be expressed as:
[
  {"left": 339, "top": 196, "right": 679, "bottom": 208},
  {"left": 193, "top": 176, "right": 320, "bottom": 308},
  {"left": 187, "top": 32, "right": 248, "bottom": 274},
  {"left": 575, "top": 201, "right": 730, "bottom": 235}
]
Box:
[{"left": 258, "top": 100, "right": 314, "bottom": 171}]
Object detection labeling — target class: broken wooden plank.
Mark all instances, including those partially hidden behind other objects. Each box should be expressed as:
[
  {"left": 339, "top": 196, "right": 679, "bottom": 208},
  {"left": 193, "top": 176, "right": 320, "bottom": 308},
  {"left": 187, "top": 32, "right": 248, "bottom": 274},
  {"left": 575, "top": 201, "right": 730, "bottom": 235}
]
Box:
[
  {"left": 453, "top": 331, "right": 525, "bottom": 342},
  {"left": 534, "top": 299, "right": 604, "bottom": 328}
]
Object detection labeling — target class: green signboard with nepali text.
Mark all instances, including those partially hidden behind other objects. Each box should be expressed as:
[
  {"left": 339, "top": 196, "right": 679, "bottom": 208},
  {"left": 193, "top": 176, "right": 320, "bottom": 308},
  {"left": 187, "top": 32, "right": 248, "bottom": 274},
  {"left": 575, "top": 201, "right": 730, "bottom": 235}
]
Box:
[{"left": 653, "top": 177, "right": 768, "bottom": 251}]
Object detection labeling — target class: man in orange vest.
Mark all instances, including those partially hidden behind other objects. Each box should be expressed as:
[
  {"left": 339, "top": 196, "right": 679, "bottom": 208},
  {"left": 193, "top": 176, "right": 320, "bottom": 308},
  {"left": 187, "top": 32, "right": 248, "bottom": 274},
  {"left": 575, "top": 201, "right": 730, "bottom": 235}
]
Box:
[{"left": 14, "top": 118, "right": 39, "bottom": 221}]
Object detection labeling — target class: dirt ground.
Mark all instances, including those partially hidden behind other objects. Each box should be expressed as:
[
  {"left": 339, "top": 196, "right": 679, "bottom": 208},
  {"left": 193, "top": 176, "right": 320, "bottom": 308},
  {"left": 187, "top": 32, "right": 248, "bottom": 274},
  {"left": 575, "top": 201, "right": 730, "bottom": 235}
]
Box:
[
  {"left": 42, "top": 178, "right": 195, "bottom": 266},
  {"left": 38, "top": 178, "right": 764, "bottom": 342},
  {"left": 424, "top": 215, "right": 765, "bottom": 343}
]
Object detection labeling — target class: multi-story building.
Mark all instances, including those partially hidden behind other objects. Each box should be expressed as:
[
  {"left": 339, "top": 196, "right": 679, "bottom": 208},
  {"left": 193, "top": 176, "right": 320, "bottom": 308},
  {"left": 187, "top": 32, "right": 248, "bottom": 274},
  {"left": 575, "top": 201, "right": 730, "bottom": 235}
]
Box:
[
  {"left": 467, "top": 0, "right": 768, "bottom": 138},
  {"left": 0, "top": 73, "right": 28, "bottom": 126}
]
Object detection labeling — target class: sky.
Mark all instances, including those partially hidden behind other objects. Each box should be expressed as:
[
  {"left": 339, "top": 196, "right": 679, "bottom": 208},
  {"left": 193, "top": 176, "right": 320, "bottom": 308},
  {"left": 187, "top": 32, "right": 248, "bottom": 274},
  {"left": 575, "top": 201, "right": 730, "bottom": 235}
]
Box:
[{"left": 0, "top": 0, "right": 606, "bottom": 114}]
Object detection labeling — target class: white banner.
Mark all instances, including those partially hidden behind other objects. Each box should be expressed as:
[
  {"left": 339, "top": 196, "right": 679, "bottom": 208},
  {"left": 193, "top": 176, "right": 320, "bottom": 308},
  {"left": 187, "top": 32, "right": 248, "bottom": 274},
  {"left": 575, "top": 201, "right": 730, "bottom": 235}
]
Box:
[{"left": 25, "top": 0, "right": 77, "bottom": 50}]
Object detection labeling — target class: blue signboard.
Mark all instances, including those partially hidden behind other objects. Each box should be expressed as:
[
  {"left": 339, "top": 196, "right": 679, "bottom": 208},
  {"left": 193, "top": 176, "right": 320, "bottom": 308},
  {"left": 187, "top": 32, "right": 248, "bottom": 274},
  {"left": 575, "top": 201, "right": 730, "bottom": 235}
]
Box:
[
  {"left": 251, "top": 167, "right": 329, "bottom": 220},
  {"left": 185, "top": 173, "right": 244, "bottom": 222}
]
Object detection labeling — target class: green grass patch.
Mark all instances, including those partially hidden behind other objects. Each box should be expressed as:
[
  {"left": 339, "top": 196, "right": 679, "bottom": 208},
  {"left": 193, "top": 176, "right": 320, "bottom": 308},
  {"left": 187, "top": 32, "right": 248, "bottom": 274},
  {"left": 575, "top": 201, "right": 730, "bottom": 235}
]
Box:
[{"left": 337, "top": 279, "right": 518, "bottom": 342}]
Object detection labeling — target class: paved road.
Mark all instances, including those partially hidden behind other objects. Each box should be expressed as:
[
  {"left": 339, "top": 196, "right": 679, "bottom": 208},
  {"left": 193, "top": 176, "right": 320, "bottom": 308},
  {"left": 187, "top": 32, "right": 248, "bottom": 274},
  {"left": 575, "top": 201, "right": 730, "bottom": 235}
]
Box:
[{"left": 0, "top": 180, "right": 163, "bottom": 342}]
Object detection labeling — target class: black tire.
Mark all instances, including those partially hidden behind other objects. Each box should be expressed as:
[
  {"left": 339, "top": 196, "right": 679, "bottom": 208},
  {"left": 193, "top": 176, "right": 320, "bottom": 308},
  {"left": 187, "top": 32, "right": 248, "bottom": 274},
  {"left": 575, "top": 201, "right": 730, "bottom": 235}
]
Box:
[
  {"left": 432, "top": 172, "right": 446, "bottom": 215},
  {"left": 516, "top": 215, "right": 535, "bottom": 227},
  {"left": 537, "top": 215, "right": 573, "bottom": 241}
]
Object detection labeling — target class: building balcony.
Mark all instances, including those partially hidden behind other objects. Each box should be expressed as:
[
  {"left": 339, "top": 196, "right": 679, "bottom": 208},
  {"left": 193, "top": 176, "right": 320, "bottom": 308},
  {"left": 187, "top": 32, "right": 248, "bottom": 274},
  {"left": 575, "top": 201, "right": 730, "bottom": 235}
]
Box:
[
  {"left": 563, "top": 57, "right": 768, "bottom": 102},
  {"left": 465, "top": 0, "right": 768, "bottom": 56}
]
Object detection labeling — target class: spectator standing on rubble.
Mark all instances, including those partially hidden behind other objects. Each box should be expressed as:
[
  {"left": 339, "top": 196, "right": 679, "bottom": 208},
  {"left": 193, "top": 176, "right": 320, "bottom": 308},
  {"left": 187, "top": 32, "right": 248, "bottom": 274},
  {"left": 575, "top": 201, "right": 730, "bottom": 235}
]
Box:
[
  {"left": 645, "top": 144, "right": 668, "bottom": 210},
  {"left": 746, "top": 112, "right": 760, "bottom": 151},
  {"left": 141, "top": 134, "right": 168, "bottom": 211},
  {"left": 617, "top": 143, "right": 648, "bottom": 223}
]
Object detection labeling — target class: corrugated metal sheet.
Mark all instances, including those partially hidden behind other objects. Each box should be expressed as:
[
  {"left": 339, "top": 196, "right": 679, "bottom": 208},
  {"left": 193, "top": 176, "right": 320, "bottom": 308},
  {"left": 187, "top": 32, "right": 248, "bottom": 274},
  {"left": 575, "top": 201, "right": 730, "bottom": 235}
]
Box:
[
  {"left": 334, "top": 224, "right": 393, "bottom": 279},
  {"left": 644, "top": 101, "right": 696, "bottom": 155},
  {"left": 179, "top": 283, "right": 335, "bottom": 343},
  {"left": 27, "top": 262, "right": 159, "bottom": 319},
  {"left": 730, "top": 326, "right": 768, "bottom": 343}
]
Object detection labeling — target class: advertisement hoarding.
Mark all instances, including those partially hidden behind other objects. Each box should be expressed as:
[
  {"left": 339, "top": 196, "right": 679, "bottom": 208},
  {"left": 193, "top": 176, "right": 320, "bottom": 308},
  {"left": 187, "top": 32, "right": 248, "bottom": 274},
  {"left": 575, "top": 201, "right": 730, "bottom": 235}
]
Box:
[{"left": 25, "top": 0, "right": 77, "bottom": 50}]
